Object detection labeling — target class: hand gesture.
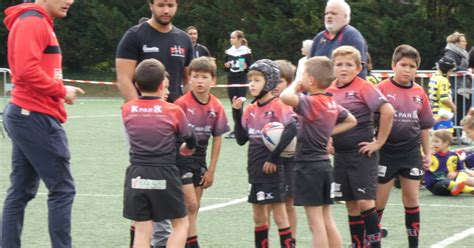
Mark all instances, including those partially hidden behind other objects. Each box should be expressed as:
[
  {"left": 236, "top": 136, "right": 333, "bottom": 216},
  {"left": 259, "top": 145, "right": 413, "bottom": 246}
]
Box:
[
  {"left": 64, "top": 86, "right": 85, "bottom": 105},
  {"left": 263, "top": 161, "right": 277, "bottom": 174},
  {"left": 422, "top": 154, "right": 431, "bottom": 170},
  {"left": 232, "top": 96, "right": 245, "bottom": 110},
  {"left": 200, "top": 171, "right": 215, "bottom": 189},
  {"left": 358, "top": 139, "right": 382, "bottom": 157}
]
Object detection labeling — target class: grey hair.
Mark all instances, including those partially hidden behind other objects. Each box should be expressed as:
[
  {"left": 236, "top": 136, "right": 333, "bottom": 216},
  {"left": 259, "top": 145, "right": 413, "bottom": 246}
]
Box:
[{"left": 327, "top": 0, "right": 351, "bottom": 23}]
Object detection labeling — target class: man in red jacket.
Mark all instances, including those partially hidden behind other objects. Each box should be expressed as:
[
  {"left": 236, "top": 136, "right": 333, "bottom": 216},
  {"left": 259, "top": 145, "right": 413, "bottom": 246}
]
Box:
[{"left": 2, "top": 1, "right": 83, "bottom": 247}]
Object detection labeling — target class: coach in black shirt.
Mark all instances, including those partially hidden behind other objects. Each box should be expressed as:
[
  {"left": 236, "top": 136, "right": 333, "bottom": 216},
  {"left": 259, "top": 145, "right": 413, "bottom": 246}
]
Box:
[
  {"left": 116, "top": 0, "right": 193, "bottom": 103},
  {"left": 186, "top": 26, "right": 211, "bottom": 58}
]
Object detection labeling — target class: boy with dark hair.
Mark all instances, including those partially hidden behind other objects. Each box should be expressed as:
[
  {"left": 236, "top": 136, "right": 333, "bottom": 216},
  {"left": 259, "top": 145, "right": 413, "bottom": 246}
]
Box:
[
  {"left": 232, "top": 59, "right": 297, "bottom": 248},
  {"left": 429, "top": 57, "right": 457, "bottom": 132},
  {"left": 174, "top": 57, "right": 229, "bottom": 248},
  {"left": 280, "top": 56, "right": 357, "bottom": 248},
  {"left": 426, "top": 130, "right": 474, "bottom": 196},
  {"left": 326, "top": 46, "right": 395, "bottom": 248},
  {"left": 375, "top": 44, "right": 434, "bottom": 248},
  {"left": 122, "top": 58, "right": 197, "bottom": 248}
]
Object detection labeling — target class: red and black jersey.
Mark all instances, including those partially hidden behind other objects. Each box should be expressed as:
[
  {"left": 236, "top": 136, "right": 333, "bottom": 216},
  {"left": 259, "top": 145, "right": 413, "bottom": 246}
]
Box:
[
  {"left": 294, "top": 93, "right": 349, "bottom": 162},
  {"left": 326, "top": 77, "right": 387, "bottom": 152},
  {"left": 4, "top": 3, "right": 67, "bottom": 122},
  {"left": 122, "top": 97, "right": 193, "bottom": 166},
  {"left": 242, "top": 98, "right": 296, "bottom": 183},
  {"left": 174, "top": 92, "right": 230, "bottom": 160},
  {"left": 377, "top": 78, "right": 434, "bottom": 153}
]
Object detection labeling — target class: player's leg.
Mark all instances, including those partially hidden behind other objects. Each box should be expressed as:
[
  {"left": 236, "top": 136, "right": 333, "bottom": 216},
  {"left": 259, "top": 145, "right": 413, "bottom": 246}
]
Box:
[
  {"left": 253, "top": 204, "right": 270, "bottom": 248},
  {"left": 285, "top": 196, "right": 297, "bottom": 238},
  {"left": 182, "top": 184, "right": 199, "bottom": 247},
  {"left": 305, "top": 206, "right": 329, "bottom": 248},
  {"left": 400, "top": 176, "right": 421, "bottom": 248},
  {"left": 134, "top": 220, "right": 154, "bottom": 248},
  {"left": 345, "top": 200, "right": 365, "bottom": 248},
  {"left": 322, "top": 205, "right": 342, "bottom": 248},
  {"left": 1, "top": 142, "right": 40, "bottom": 247},
  {"left": 186, "top": 184, "right": 204, "bottom": 248},
  {"left": 167, "top": 216, "right": 189, "bottom": 248},
  {"left": 270, "top": 202, "right": 293, "bottom": 248}
]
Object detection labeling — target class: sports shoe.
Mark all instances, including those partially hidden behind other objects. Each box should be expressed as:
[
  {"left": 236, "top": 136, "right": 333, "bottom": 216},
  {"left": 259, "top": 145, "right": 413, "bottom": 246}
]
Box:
[
  {"left": 381, "top": 228, "right": 388, "bottom": 238},
  {"left": 451, "top": 181, "right": 466, "bottom": 196},
  {"left": 225, "top": 131, "right": 235, "bottom": 139}
]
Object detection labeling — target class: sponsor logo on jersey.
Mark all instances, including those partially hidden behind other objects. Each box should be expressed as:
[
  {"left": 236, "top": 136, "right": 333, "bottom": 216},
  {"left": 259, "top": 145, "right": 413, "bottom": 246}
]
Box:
[
  {"left": 264, "top": 111, "right": 274, "bottom": 118},
  {"left": 142, "top": 45, "right": 159, "bottom": 53},
  {"left": 387, "top": 93, "right": 396, "bottom": 101},
  {"left": 412, "top": 95, "right": 423, "bottom": 105},
  {"left": 187, "top": 108, "right": 195, "bottom": 115},
  {"left": 170, "top": 45, "right": 185, "bottom": 57},
  {"left": 131, "top": 105, "right": 162, "bottom": 113},
  {"left": 207, "top": 110, "right": 217, "bottom": 118}
]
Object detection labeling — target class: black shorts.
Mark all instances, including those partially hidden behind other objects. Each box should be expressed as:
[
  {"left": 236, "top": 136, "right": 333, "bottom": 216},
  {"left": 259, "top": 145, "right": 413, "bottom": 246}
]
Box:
[
  {"left": 333, "top": 151, "right": 379, "bottom": 201},
  {"left": 283, "top": 158, "right": 295, "bottom": 197},
  {"left": 177, "top": 157, "right": 207, "bottom": 186},
  {"left": 123, "top": 165, "right": 186, "bottom": 222},
  {"left": 293, "top": 160, "right": 335, "bottom": 206},
  {"left": 378, "top": 149, "right": 424, "bottom": 184},
  {"left": 248, "top": 182, "right": 288, "bottom": 204}
]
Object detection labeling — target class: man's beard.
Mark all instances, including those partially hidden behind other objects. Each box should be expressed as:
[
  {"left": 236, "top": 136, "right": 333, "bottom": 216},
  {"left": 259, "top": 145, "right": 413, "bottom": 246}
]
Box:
[
  {"left": 325, "top": 22, "right": 343, "bottom": 33},
  {"left": 154, "top": 15, "right": 172, "bottom": 26}
]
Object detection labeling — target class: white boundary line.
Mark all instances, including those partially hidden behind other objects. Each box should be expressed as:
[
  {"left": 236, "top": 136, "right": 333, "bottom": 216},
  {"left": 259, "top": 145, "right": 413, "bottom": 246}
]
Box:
[
  {"left": 431, "top": 227, "right": 474, "bottom": 248},
  {"left": 386, "top": 203, "right": 474, "bottom": 208},
  {"left": 199, "top": 197, "right": 247, "bottom": 212},
  {"left": 68, "top": 114, "right": 120, "bottom": 119}
]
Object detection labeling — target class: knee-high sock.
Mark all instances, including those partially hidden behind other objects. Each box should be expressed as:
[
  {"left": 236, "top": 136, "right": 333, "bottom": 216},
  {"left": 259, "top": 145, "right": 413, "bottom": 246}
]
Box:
[
  {"left": 255, "top": 225, "right": 269, "bottom": 248},
  {"left": 405, "top": 206, "right": 420, "bottom": 248},
  {"left": 348, "top": 215, "right": 365, "bottom": 248},
  {"left": 361, "top": 208, "right": 381, "bottom": 248}
]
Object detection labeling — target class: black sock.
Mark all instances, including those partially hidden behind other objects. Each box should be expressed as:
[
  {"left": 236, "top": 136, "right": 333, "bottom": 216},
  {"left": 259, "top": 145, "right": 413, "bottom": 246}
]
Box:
[
  {"left": 130, "top": 225, "right": 135, "bottom": 248},
  {"left": 255, "top": 225, "right": 269, "bottom": 248},
  {"left": 361, "top": 207, "right": 381, "bottom": 248},
  {"left": 377, "top": 208, "right": 385, "bottom": 224},
  {"left": 348, "top": 215, "right": 365, "bottom": 248},
  {"left": 405, "top": 206, "right": 420, "bottom": 248},
  {"left": 185, "top": 235, "right": 199, "bottom": 248},
  {"left": 278, "top": 227, "right": 294, "bottom": 248}
]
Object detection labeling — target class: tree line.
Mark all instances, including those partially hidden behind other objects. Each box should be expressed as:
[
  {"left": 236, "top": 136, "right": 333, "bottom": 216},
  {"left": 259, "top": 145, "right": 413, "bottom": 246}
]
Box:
[{"left": 0, "top": 0, "right": 473, "bottom": 72}]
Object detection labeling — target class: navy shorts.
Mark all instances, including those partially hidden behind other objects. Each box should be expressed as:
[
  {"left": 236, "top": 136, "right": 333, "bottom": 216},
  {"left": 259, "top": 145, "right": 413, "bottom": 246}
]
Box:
[
  {"left": 248, "top": 182, "right": 288, "bottom": 204},
  {"left": 333, "top": 151, "right": 379, "bottom": 201},
  {"left": 293, "top": 160, "right": 335, "bottom": 206},
  {"left": 378, "top": 148, "right": 423, "bottom": 184},
  {"left": 177, "top": 157, "right": 207, "bottom": 186},
  {"left": 123, "top": 165, "right": 186, "bottom": 222}
]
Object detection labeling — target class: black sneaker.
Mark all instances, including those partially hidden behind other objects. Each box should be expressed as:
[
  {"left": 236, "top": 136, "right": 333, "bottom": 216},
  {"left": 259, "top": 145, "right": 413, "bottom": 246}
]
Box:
[
  {"left": 381, "top": 227, "right": 388, "bottom": 238},
  {"left": 225, "top": 131, "right": 235, "bottom": 139}
]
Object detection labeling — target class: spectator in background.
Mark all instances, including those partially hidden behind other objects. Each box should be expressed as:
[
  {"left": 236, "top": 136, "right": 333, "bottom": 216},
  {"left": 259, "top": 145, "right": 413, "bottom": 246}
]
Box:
[
  {"left": 366, "top": 53, "right": 381, "bottom": 85},
  {"left": 224, "top": 30, "right": 253, "bottom": 139},
  {"left": 443, "top": 32, "right": 471, "bottom": 124},
  {"left": 294, "top": 40, "right": 313, "bottom": 82},
  {"left": 186, "top": 26, "right": 211, "bottom": 58},
  {"left": 310, "top": 0, "right": 369, "bottom": 78}
]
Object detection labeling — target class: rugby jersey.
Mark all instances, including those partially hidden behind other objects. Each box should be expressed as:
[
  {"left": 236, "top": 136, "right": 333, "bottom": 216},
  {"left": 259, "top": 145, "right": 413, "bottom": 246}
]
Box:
[
  {"left": 242, "top": 97, "right": 296, "bottom": 183},
  {"left": 122, "top": 96, "right": 193, "bottom": 166},
  {"left": 174, "top": 92, "right": 230, "bottom": 160},
  {"left": 377, "top": 78, "right": 434, "bottom": 153},
  {"left": 428, "top": 71, "right": 452, "bottom": 119},
  {"left": 326, "top": 77, "right": 387, "bottom": 152},
  {"left": 425, "top": 151, "right": 465, "bottom": 189}
]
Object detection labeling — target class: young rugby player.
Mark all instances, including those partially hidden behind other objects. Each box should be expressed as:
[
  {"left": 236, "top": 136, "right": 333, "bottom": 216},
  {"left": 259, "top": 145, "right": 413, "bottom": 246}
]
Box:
[
  {"left": 232, "top": 59, "right": 297, "bottom": 248},
  {"left": 426, "top": 130, "right": 474, "bottom": 196},
  {"left": 174, "top": 57, "right": 230, "bottom": 248},
  {"left": 326, "top": 46, "right": 395, "bottom": 248},
  {"left": 122, "top": 59, "right": 197, "bottom": 248},
  {"left": 280, "top": 56, "right": 357, "bottom": 248},
  {"left": 375, "top": 45, "right": 434, "bottom": 248}
]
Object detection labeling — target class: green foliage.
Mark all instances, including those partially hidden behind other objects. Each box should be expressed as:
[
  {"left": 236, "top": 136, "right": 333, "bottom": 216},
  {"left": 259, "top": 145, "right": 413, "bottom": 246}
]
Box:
[{"left": 0, "top": 0, "right": 472, "bottom": 71}]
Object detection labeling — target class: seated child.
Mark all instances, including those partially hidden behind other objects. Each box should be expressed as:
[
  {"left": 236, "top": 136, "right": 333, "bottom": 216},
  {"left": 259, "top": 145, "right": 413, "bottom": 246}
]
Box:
[{"left": 425, "top": 130, "right": 474, "bottom": 196}]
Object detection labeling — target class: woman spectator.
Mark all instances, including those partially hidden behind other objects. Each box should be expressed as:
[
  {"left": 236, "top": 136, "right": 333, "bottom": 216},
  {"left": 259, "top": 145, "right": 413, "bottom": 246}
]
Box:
[{"left": 224, "top": 30, "right": 253, "bottom": 138}]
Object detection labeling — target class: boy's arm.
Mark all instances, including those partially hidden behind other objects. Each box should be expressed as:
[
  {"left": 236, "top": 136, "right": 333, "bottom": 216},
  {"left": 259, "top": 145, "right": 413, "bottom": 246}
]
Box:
[
  {"left": 359, "top": 102, "right": 394, "bottom": 156},
  {"left": 232, "top": 98, "right": 249, "bottom": 145},
  {"left": 421, "top": 129, "right": 431, "bottom": 170},
  {"left": 440, "top": 99, "right": 456, "bottom": 112},
  {"left": 332, "top": 112, "right": 357, "bottom": 135},
  {"left": 116, "top": 59, "right": 139, "bottom": 102},
  {"left": 201, "top": 135, "right": 222, "bottom": 188},
  {"left": 280, "top": 81, "right": 302, "bottom": 107}
]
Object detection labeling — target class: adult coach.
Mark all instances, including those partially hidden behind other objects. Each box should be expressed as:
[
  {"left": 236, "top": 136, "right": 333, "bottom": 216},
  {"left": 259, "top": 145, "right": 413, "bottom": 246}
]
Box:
[
  {"left": 2, "top": 0, "right": 84, "bottom": 247},
  {"left": 116, "top": 0, "right": 193, "bottom": 103},
  {"left": 310, "top": 0, "right": 368, "bottom": 78},
  {"left": 186, "top": 26, "right": 211, "bottom": 58}
]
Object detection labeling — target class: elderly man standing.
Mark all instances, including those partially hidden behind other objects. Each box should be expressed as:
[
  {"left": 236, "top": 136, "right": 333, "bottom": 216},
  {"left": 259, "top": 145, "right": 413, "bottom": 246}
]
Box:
[{"left": 310, "top": 0, "right": 368, "bottom": 78}]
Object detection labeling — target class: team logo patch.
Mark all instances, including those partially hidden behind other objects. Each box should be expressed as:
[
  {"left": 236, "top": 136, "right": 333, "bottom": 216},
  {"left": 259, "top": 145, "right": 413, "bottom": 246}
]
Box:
[
  {"left": 345, "top": 91, "right": 357, "bottom": 99},
  {"left": 378, "top": 165, "right": 387, "bottom": 177},
  {"left": 264, "top": 111, "right": 274, "bottom": 118},
  {"left": 170, "top": 45, "right": 185, "bottom": 57},
  {"left": 207, "top": 110, "right": 217, "bottom": 118},
  {"left": 331, "top": 182, "right": 342, "bottom": 198},
  {"left": 412, "top": 96, "right": 423, "bottom": 104},
  {"left": 131, "top": 177, "right": 166, "bottom": 190},
  {"left": 181, "top": 172, "right": 193, "bottom": 179},
  {"left": 256, "top": 191, "right": 265, "bottom": 201},
  {"left": 410, "top": 168, "right": 423, "bottom": 176},
  {"left": 142, "top": 45, "right": 159, "bottom": 53}
]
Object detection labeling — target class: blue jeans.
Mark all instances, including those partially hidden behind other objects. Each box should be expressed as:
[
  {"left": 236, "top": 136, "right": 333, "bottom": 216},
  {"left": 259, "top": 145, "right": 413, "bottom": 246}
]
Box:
[{"left": 2, "top": 103, "right": 75, "bottom": 248}]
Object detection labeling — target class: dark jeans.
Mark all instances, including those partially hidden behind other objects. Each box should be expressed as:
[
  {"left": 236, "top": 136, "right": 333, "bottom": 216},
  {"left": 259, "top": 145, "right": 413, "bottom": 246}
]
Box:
[{"left": 2, "top": 103, "right": 75, "bottom": 248}]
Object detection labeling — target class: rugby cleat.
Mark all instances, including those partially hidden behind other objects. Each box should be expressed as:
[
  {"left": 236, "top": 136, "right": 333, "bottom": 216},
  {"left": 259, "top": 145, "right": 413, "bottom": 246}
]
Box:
[{"left": 451, "top": 181, "right": 466, "bottom": 196}]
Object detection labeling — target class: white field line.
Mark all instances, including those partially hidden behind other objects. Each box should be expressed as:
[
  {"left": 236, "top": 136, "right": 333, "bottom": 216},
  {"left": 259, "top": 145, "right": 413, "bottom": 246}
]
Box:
[
  {"left": 199, "top": 197, "right": 247, "bottom": 212},
  {"left": 431, "top": 227, "right": 474, "bottom": 248},
  {"left": 386, "top": 203, "right": 474, "bottom": 209},
  {"left": 68, "top": 114, "right": 120, "bottom": 119}
]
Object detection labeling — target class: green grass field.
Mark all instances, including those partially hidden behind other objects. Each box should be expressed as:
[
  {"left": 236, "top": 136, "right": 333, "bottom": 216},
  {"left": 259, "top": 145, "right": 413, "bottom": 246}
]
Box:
[{"left": 0, "top": 97, "right": 473, "bottom": 248}]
